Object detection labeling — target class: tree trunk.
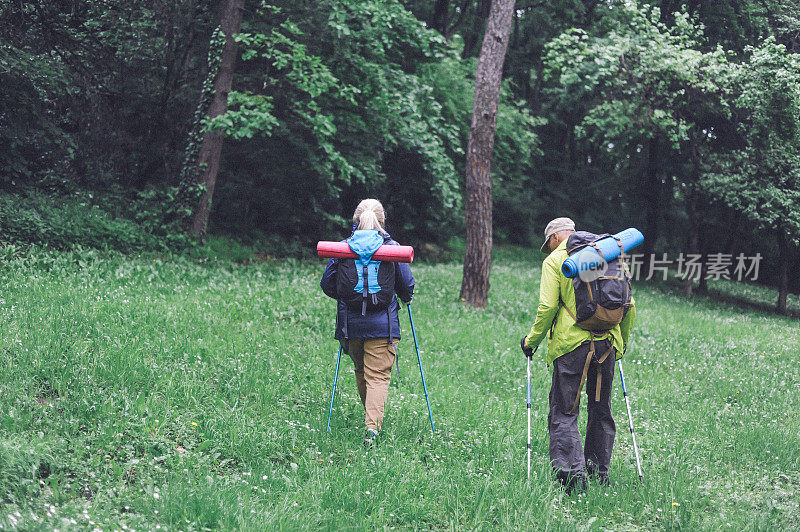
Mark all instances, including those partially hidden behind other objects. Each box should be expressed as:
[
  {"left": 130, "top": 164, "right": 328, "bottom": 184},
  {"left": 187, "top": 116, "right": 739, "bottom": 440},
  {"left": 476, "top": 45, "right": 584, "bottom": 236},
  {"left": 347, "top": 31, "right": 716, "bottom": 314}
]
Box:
[
  {"left": 723, "top": 212, "right": 740, "bottom": 255},
  {"left": 777, "top": 231, "right": 789, "bottom": 314},
  {"left": 444, "top": 0, "right": 471, "bottom": 40},
  {"left": 461, "top": 0, "right": 491, "bottom": 58},
  {"left": 682, "top": 135, "right": 701, "bottom": 297},
  {"left": 640, "top": 136, "right": 660, "bottom": 273},
  {"left": 696, "top": 226, "right": 708, "bottom": 294},
  {"left": 459, "top": 0, "right": 516, "bottom": 308},
  {"left": 432, "top": 0, "right": 450, "bottom": 34},
  {"left": 790, "top": 240, "right": 800, "bottom": 297},
  {"left": 683, "top": 185, "right": 700, "bottom": 297},
  {"left": 189, "top": 0, "right": 244, "bottom": 237},
  {"left": 567, "top": 125, "right": 577, "bottom": 171}
]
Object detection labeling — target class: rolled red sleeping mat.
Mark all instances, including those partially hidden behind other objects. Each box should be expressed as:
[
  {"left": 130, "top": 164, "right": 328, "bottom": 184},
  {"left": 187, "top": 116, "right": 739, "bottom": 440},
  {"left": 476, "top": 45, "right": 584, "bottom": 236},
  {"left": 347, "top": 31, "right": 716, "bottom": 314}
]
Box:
[{"left": 317, "top": 241, "right": 414, "bottom": 263}]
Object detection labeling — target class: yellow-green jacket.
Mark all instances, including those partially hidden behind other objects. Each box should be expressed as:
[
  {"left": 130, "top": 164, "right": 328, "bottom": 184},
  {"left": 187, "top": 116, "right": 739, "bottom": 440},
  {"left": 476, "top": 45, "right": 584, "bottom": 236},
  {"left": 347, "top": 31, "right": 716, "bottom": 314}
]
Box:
[{"left": 524, "top": 239, "right": 636, "bottom": 365}]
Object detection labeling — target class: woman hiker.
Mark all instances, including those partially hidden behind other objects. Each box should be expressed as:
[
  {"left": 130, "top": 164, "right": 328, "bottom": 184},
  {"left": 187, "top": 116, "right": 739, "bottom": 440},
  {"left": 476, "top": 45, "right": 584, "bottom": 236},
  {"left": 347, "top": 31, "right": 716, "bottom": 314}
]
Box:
[{"left": 320, "top": 199, "right": 415, "bottom": 447}]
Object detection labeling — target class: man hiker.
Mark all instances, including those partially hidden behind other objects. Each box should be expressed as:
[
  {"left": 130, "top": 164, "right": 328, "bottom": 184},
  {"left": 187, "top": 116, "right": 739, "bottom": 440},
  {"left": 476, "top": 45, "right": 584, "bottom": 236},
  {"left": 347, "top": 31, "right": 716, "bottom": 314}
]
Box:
[{"left": 521, "top": 217, "right": 636, "bottom": 493}]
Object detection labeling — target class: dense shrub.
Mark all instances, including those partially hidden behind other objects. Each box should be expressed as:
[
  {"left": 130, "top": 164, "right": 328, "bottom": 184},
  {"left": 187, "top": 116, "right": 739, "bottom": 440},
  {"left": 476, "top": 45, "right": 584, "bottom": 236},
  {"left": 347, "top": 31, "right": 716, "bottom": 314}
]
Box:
[{"left": 0, "top": 189, "right": 183, "bottom": 252}]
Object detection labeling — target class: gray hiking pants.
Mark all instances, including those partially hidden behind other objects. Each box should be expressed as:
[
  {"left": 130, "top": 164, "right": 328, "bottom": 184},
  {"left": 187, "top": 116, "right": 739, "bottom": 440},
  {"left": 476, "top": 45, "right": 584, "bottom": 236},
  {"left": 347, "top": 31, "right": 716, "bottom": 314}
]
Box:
[{"left": 548, "top": 338, "right": 616, "bottom": 480}]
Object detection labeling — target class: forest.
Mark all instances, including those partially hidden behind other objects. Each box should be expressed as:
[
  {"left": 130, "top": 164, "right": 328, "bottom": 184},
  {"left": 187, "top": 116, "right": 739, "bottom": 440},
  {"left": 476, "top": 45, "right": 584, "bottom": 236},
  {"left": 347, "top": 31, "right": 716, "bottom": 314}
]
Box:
[
  {"left": 2, "top": 2, "right": 800, "bottom": 529},
  {"left": 2, "top": 0, "right": 799, "bottom": 309}
]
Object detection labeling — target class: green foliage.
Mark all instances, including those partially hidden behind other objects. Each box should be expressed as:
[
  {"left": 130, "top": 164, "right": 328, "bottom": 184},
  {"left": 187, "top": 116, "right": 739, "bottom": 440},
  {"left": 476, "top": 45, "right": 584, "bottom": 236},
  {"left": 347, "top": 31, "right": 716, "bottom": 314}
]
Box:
[
  {"left": 544, "top": 5, "right": 732, "bottom": 151},
  {"left": 493, "top": 96, "right": 547, "bottom": 244},
  {"left": 0, "top": 248, "right": 798, "bottom": 528},
  {"left": 207, "top": 91, "right": 279, "bottom": 139},
  {"left": 3, "top": 0, "right": 799, "bottom": 296},
  {"left": 205, "top": 0, "right": 469, "bottom": 243},
  {"left": 0, "top": 31, "right": 73, "bottom": 182},
  {"left": 0, "top": 188, "right": 189, "bottom": 252},
  {"left": 653, "top": 0, "right": 800, "bottom": 53},
  {"left": 206, "top": 1, "right": 545, "bottom": 245},
  {"left": 703, "top": 39, "right": 800, "bottom": 239},
  {"left": 0, "top": 1, "right": 215, "bottom": 188},
  {"left": 215, "top": 17, "right": 357, "bottom": 180}
]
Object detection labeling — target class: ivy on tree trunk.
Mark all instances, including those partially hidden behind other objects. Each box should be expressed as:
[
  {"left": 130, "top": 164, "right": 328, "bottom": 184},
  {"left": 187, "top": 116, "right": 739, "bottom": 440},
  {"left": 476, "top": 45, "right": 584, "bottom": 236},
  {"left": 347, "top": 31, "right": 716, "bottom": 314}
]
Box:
[
  {"left": 189, "top": 0, "right": 244, "bottom": 237},
  {"left": 460, "top": 0, "right": 515, "bottom": 308}
]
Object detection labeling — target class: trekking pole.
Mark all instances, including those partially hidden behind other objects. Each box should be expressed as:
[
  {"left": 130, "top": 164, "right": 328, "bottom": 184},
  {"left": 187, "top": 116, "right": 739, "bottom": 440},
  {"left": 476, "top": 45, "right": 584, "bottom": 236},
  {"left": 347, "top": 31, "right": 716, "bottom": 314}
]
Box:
[
  {"left": 617, "top": 359, "right": 643, "bottom": 482},
  {"left": 526, "top": 352, "right": 532, "bottom": 480},
  {"left": 407, "top": 304, "right": 435, "bottom": 433},
  {"left": 326, "top": 344, "right": 343, "bottom": 433}
]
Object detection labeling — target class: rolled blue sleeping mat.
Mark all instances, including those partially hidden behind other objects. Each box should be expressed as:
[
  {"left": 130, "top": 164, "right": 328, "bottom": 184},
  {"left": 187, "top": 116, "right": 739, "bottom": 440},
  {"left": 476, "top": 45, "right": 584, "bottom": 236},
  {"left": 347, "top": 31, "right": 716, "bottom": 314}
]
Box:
[{"left": 561, "top": 228, "right": 644, "bottom": 278}]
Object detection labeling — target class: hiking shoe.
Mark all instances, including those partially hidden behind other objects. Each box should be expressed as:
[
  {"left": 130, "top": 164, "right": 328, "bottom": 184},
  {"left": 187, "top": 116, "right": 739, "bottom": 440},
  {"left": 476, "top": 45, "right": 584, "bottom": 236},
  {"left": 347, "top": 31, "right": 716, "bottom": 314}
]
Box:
[
  {"left": 586, "top": 462, "right": 610, "bottom": 486},
  {"left": 565, "top": 475, "right": 588, "bottom": 495},
  {"left": 363, "top": 428, "right": 379, "bottom": 449},
  {"left": 555, "top": 470, "right": 587, "bottom": 495}
]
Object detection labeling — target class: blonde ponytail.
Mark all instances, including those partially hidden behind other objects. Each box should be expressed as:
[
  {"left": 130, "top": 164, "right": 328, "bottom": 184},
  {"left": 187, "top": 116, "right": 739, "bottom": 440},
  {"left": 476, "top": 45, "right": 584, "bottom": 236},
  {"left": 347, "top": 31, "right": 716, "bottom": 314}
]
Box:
[{"left": 353, "top": 199, "right": 386, "bottom": 233}]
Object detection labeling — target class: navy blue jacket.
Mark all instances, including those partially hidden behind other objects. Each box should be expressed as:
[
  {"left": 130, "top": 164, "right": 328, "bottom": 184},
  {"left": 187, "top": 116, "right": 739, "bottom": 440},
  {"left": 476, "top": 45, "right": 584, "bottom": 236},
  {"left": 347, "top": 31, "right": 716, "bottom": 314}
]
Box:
[{"left": 320, "top": 229, "right": 414, "bottom": 340}]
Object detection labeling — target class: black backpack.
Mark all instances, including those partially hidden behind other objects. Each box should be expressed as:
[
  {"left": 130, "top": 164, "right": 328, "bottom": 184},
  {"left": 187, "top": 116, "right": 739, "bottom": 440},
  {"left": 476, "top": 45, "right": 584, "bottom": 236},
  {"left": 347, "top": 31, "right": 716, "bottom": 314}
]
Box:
[
  {"left": 557, "top": 231, "right": 633, "bottom": 414},
  {"left": 336, "top": 254, "right": 396, "bottom": 315},
  {"left": 562, "top": 231, "right": 633, "bottom": 332}
]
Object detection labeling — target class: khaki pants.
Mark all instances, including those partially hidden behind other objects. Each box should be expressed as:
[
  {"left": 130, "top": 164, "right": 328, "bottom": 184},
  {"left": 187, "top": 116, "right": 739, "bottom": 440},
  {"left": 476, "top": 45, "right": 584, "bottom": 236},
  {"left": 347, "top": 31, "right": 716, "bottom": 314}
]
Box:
[{"left": 347, "top": 338, "right": 397, "bottom": 431}]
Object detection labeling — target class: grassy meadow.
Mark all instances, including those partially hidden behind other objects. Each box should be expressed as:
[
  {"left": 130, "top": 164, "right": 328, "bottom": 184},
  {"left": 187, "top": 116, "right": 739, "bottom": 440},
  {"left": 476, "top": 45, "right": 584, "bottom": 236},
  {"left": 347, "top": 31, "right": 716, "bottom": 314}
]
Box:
[{"left": 0, "top": 243, "right": 798, "bottom": 530}]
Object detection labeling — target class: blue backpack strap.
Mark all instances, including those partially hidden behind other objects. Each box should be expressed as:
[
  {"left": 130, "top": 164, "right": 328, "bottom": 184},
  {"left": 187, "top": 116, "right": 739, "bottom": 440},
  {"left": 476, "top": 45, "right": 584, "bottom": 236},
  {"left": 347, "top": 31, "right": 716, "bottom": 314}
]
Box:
[
  {"left": 347, "top": 230, "right": 383, "bottom": 315},
  {"left": 361, "top": 259, "right": 369, "bottom": 316}
]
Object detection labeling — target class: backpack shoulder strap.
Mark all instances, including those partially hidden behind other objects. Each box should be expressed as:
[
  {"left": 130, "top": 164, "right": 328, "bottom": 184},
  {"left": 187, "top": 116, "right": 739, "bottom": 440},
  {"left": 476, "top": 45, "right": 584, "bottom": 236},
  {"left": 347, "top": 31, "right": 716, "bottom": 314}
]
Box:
[
  {"left": 559, "top": 295, "right": 578, "bottom": 323},
  {"left": 550, "top": 294, "right": 579, "bottom": 339},
  {"left": 608, "top": 234, "right": 626, "bottom": 268}
]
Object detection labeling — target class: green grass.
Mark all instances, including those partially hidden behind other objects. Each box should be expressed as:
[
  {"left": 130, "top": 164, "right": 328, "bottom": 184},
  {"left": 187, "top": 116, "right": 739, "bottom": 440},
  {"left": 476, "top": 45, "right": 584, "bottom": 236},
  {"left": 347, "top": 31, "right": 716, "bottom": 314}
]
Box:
[
  {"left": 0, "top": 244, "right": 798, "bottom": 529},
  {"left": 685, "top": 276, "right": 800, "bottom": 317}
]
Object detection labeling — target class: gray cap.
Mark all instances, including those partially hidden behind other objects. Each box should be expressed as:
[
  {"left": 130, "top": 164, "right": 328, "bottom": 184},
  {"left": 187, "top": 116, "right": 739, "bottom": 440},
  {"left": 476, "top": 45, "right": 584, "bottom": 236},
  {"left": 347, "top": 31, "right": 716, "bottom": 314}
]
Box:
[{"left": 541, "top": 217, "right": 575, "bottom": 252}]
